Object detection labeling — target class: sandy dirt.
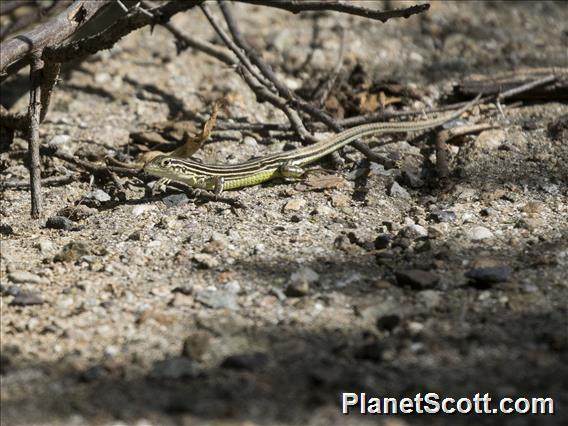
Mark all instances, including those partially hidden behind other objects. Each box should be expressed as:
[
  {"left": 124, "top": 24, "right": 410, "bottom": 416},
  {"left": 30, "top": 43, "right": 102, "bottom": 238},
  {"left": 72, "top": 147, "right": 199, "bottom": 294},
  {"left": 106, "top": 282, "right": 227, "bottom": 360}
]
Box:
[{"left": 1, "top": 1, "right": 567, "bottom": 425}]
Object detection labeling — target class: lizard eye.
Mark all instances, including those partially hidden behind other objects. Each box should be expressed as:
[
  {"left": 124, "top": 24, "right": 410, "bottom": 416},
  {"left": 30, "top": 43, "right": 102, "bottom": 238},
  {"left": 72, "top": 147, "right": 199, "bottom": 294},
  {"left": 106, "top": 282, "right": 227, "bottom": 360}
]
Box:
[{"left": 160, "top": 158, "right": 170, "bottom": 167}]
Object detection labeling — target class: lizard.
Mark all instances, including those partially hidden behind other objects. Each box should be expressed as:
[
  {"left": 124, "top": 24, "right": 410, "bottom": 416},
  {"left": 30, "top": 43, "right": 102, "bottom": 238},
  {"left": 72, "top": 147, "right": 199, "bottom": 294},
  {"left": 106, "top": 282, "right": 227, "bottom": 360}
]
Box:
[{"left": 144, "top": 95, "right": 480, "bottom": 195}]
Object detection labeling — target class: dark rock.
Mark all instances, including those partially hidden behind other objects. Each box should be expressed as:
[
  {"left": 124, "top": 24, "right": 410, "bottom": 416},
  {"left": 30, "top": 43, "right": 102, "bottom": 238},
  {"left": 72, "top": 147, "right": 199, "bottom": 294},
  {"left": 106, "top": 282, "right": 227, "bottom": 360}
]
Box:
[
  {"left": 127, "top": 230, "right": 142, "bottom": 241},
  {"left": 393, "top": 237, "right": 412, "bottom": 249},
  {"left": 354, "top": 342, "right": 384, "bottom": 361},
  {"left": 0, "top": 224, "right": 14, "bottom": 235},
  {"left": 221, "top": 352, "right": 269, "bottom": 371},
  {"left": 285, "top": 281, "right": 310, "bottom": 297},
  {"left": 45, "top": 216, "right": 80, "bottom": 231},
  {"left": 480, "top": 207, "right": 497, "bottom": 217},
  {"left": 10, "top": 290, "right": 43, "bottom": 306},
  {"left": 0, "top": 353, "right": 12, "bottom": 375},
  {"left": 466, "top": 266, "right": 511, "bottom": 288},
  {"left": 395, "top": 269, "right": 439, "bottom": 290},
  {"left": 374, "top": 234, "right": 391, "bottom": 249},
  {"left": 376, "top": 314, "right": 400, "bottom": 332},
  {"left": 172, "top": 285, "right": 193, "bottom": 295},
  {"left": 79, "top": 365, "right": 107, "bottom": 382},
  {"left": 401, "top": 168, "right": 424, "bottom": 188},
  {"left": 429, "top": 210, "right": 457, "bottom": 223}
]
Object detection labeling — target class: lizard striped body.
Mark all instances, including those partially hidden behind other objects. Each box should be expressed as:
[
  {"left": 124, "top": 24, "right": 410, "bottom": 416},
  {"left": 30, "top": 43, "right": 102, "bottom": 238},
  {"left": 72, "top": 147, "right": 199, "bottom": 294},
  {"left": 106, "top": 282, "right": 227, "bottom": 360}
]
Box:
[{"left": 144, "top": 97, "right": 478, "bottom": 193}]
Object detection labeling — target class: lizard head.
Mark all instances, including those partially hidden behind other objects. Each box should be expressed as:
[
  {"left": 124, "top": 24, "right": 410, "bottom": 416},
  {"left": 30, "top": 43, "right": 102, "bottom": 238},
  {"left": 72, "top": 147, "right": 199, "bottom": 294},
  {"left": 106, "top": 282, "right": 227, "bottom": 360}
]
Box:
[{"left": 143, "top": 155, "right": 176, "bottom": 179}]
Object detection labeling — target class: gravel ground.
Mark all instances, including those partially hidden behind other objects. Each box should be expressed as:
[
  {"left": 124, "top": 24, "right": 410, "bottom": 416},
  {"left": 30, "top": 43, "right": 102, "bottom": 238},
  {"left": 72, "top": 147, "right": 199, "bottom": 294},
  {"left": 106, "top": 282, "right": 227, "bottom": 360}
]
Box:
[{"left": 1, "top": 1, "right": 567, "bottom": 425}]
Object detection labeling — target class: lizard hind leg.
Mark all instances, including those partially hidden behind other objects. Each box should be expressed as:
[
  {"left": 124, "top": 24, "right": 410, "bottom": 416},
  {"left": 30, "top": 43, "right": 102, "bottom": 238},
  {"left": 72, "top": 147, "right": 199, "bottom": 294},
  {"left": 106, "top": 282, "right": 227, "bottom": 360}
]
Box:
[{"left": 278, "top": 162, "right": 306, "bottom": 182}]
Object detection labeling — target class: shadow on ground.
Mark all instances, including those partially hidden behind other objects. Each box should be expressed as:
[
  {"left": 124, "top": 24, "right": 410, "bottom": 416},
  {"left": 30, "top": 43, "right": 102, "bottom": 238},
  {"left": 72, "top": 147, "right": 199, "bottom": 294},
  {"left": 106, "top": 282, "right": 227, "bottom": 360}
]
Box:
[{"left": 2, "top": 236, "right": 567, "bottom": 426}]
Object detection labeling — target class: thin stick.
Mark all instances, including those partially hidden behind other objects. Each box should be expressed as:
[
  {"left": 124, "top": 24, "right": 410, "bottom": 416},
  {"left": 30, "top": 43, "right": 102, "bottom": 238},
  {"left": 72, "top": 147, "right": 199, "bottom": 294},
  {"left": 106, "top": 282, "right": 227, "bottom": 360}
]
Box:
[
  {"left": 200, "top": 3, "right": 316, "bottom": 143},
  {"left": 28, "top": 52, "right": 44, "bottom": 218},
  {"left": 498, "top": 75, "right": 557, "bottom": 102},
  {"left": 312, "top": 25, "right": 346, "bottom": 106},
  {"left": 200, "top": 3, "right": 274, "bottom": 90}
]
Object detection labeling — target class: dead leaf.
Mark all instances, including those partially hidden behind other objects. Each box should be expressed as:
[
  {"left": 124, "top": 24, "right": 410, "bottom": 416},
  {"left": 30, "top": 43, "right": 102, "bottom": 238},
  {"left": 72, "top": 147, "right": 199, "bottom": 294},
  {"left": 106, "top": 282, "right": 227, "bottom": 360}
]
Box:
[{"left": 324, "top": 95, "right": 345, "bottom": 119}]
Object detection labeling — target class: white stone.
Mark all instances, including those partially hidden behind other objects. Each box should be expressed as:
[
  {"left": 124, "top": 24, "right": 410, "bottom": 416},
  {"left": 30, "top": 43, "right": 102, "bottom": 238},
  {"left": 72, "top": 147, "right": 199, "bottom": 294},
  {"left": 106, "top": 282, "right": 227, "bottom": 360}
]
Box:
[{"left": 467, "top": 226, "right": 494, "bottom": 241}]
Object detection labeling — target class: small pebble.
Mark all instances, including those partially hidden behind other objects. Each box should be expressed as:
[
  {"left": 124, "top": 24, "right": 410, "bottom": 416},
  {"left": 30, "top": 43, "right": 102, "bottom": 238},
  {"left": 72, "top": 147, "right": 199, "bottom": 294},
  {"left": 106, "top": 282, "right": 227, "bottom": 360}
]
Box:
[
  {"left": 47, "top": 134, "right": 71, "bottom": 146},
  {"left": 427, "top": 224, "right": 448, "bottom": 239},
  {"left": 330, "top": 193, "right": 350, "bottom": 208},
  {"left": 162, "top": 194, "right": 190, "bottom": 208},
  {"left": 85, "top": 189, "right": 111, "bottom": 202},
  {"left": 181, "top": 332, "right": 210, "bottom": 361},
  {"left": 195, "top": 287, "right": 237, "bottom": 310},
  {"left": 283, "top": 198, "right": 306, "bottom": 211},
  {"left": 476, "top": 129, "right": 505, "bottom": 151},
  {"left": 8, "top": 271, "right": 46, "bottom": 285},
  {"left": 10, "top": 290, "right": 44, "bottom": 306},
  {"left": 132, "top": 204, "right": 156, "bottom": 216},
  {"left": 416, "top": 290, "right": 441, "bottom": 309},
  {"left": 388, "top": 182, "right": 411, "bottom": 199},
  {"left": 312, "top": 205, "right": 334, "bottom": 216},
  {"left": 223, "top": 280, "right": 241, "bottom": 294},
  {"left": 401, "top": 224, "right": 428, "bottom": 240},
  {"left": 54, "top": 241, "right": 92, "bottom": 262},
  {"left": 429, "top": 210, "right": 457, "bottom": 223},
  {"left": 286, "top": 266, "right": 318, "bottom": 296},
  {"left": 35, "top": 239, "right": 56, "bottom": 253},
  {"left": 193, "top": 253, "right": 219, "bottom": 269},
  {"left": 243, "top": 136, "right": 258, "bottom": 147}
]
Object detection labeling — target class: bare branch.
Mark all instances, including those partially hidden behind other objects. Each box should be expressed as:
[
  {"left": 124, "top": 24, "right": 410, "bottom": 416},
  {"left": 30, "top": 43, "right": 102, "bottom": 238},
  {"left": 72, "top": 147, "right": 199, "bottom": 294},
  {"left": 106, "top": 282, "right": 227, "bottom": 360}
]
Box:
[
  {"left": 200, "top": 3, "right": 274, "bottom": 90},
  {"left": 43, "top": 1, "right": 205, "bottom": 64},
  {"left": 0, "top": 1, "right": 113, "bottom": 75},
  {"left": 0, "top": 1, "right": 71, "bottom": 41},
  {"left": 233, "top": 0, "right": 430, "bottom": 23}
]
